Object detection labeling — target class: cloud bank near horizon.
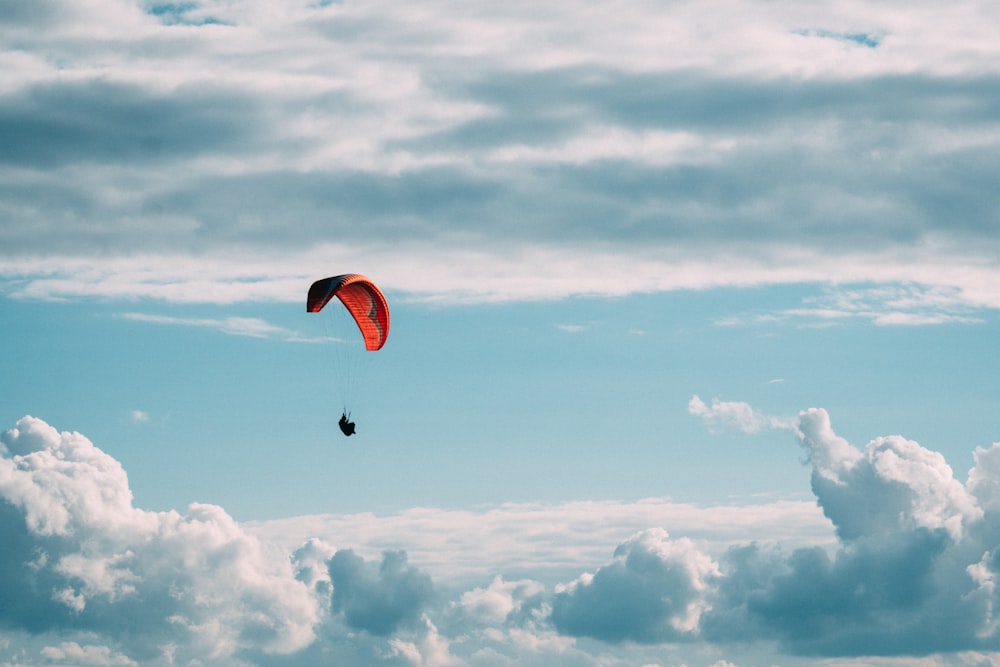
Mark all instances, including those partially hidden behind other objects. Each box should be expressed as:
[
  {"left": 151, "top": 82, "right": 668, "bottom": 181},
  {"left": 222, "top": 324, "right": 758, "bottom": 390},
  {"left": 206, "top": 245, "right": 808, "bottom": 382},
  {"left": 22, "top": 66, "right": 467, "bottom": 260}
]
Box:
[
  {"left": 3, "top": 407, "right": 1000, "bottom": 665},
  {"left": 3, "top": 0, "right": 1000, "bottom": 310}
]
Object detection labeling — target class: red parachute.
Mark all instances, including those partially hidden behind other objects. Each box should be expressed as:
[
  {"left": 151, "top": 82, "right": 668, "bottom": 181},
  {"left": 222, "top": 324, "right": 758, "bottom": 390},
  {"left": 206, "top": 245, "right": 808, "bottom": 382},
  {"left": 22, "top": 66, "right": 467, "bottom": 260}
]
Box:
[{"left": 307, "top": 274, "right": 390, "bottom": 351}]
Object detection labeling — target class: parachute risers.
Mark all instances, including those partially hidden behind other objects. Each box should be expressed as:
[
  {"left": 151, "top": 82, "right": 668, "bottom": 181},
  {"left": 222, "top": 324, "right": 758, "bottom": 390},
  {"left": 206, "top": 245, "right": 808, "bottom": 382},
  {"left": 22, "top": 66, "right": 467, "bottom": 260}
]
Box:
[{"left": 307, "top": 274, "right": 390, "bottom": 351}]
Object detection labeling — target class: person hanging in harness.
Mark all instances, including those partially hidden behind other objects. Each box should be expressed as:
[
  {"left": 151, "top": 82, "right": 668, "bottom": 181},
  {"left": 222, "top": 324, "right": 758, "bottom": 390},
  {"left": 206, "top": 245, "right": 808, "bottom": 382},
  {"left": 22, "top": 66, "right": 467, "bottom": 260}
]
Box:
[{"left": 338, "top": 412, "right": 357, "bottom": 437}]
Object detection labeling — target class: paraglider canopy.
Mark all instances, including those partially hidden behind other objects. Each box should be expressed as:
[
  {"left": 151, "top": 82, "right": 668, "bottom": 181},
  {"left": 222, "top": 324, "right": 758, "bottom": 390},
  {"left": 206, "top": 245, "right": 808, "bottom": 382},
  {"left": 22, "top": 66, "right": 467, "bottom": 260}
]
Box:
[
  {"left": 308, "top": 274, "right": 389, "bottom": 437},
  {"left": 307, "top": 274, "right": 390, "bottom": 351}
]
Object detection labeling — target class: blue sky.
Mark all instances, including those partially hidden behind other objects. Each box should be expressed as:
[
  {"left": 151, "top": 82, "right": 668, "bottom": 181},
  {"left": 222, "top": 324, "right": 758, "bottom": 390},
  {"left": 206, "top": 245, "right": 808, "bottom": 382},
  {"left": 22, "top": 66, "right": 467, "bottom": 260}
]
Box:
[{"left": 2, "top": 0, "right": 1000, "bottom": 665}]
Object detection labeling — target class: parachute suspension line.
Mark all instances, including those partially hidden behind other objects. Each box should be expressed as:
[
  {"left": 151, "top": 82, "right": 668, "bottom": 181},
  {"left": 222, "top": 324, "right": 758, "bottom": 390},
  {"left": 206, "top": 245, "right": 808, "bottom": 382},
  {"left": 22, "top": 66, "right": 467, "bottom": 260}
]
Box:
[{"left": 321, "top": 305, "right": 364, "bottom": 412}]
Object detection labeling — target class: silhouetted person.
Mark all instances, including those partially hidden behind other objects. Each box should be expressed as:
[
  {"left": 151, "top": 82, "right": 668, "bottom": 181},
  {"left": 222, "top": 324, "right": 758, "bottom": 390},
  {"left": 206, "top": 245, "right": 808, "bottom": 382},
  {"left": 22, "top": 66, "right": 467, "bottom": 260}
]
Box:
[{"left": 338, "top": 412, "right": 356, "bottom": 437}]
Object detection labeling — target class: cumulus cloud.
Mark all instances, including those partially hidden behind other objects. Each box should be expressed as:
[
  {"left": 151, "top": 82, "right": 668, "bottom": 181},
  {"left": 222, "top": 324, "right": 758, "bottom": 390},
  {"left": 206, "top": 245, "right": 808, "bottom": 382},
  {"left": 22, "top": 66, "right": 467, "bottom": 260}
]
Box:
[
  {"left": 576, "top": 404, "right": 1000, "bottom": 658},
  {"left": 795, "top": 408, "right": 981, "bottom": 541},
  {"left": 0, "top": 416, "right": 319, "bottom": 663},
  {"left": 6, "top": 412, "right": 1000, "bottom": 664},
  {"left": 967, "top": 444, "right": 1000, "bottom": 514},
  {"left": 551, "top": 528, "right": 719, "bottom": 643},
  {"left": 329, "top": 549, "right": 435, "bottom": 636},
  {"left": 530, "top": 403, "right": 1000, "bottom": 661},
  {"left": 457, "top": 576, "right": 545, "bottom": 627},
  {"left": 386, "top": 615, "right": 459, "bottom": 667}
]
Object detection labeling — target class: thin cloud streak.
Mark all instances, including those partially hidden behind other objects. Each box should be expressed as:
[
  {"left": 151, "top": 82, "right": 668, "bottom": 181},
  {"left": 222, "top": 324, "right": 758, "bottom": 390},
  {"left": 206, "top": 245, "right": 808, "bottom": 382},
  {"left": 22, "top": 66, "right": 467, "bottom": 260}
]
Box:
[
  {"left": 715, "top": 285, "right": 988, "bottom": 328},
  {"left": 119, "top": 312, "right": 328, "bottom": 342},
  {"left": 5, "top": 242, "right": 1000, "bottom": 314}
]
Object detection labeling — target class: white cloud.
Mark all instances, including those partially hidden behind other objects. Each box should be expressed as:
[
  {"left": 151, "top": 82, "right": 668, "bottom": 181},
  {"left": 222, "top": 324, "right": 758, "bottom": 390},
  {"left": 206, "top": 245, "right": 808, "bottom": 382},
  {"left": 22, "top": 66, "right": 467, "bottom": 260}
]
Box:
[
  {"left": 248, "top": 497, "right": 834, "bottom": 587},
  {"left": 2, "top": 0, "right": 1000, "bottom": 313},
  {"left": 120, "top": 312, "right": 325, "bottom": 342},
  {"left": 0, "top": 416, "right": 320, "bottom": 663},
  {"left": 486, "top": 126, "right": 736, "bottom": 167},
  {"left": 688, "top": 395, "right": 793, "bottom": 434},
  {"left": 328, "top": 549, "right": 434, "bottom": 636},
  {"left": 532, "top": 401, "right": 1000, "bottom": 659},
  {"left": 968, "top": 443, "right": 1000, "bottom": 513},
  {"left": 387, "top": 616, "right": 459, "bottom": 667},
  {"left": 717, "top": 285, "right": 987, "bottom": 329},
  {"left": 795, "top": 408, "right": 981, "bottom": 541},
  {"left": 5, "top": 243, "right": 1000, "bottom": 313},
  {"left": 794, "top": 407, "right": 866, "bottom": 483},
  {"left": 551, "top": 528, "right": 720, "bottom": 642},
  {"left": 39, "top": 641, "right": 138, "bottom": 666},
  {"left": 868, "top": 434, "right": 983, "bottom": 540},
  {"left": 694, "top": 414, "right": 995, "bottom": 656},
  {"left": 458, "top": 576, "right": 546, "bottom": 627},
  {"left": 6, "top": 412, "right": 1000, "bottom": 662}
]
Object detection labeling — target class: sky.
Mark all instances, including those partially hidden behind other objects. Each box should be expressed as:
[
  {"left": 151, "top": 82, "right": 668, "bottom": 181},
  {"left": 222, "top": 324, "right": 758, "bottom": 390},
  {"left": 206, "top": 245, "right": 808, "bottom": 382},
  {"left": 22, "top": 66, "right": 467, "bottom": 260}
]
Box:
[{"left": 1, "top": 0, "right": 1000, "bottom": 665}]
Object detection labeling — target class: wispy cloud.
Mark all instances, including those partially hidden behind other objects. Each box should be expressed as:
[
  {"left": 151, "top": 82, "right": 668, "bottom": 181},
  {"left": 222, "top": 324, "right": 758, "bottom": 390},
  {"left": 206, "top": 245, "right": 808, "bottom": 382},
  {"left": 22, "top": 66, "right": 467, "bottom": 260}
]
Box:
[
  {"left": 119, "top": 312, "right": 329, "bottom": 342},
  {"left": 715, "top": 284, "right": 987, "bottom": 329},
  {"left": 688, "top": 395, "right": 794, "bottom": 433}
]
